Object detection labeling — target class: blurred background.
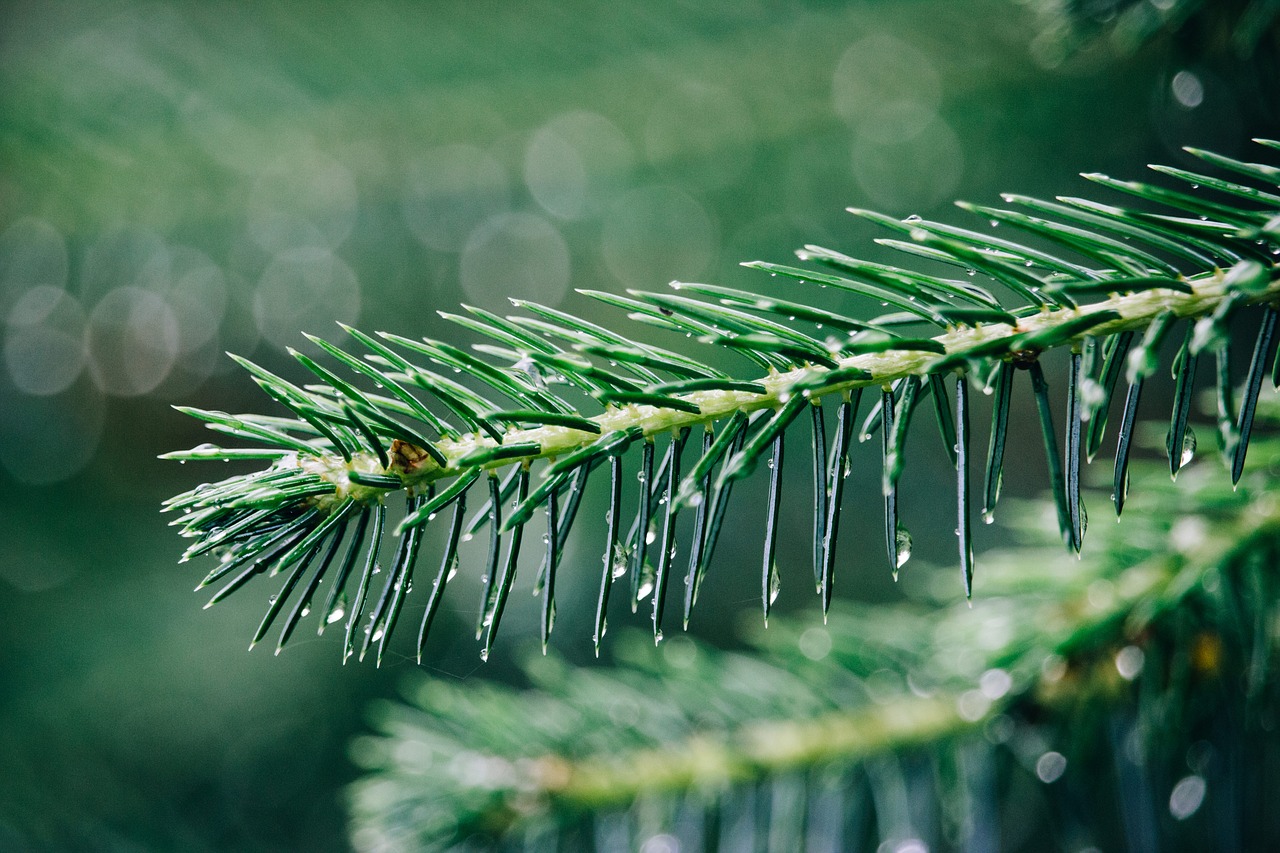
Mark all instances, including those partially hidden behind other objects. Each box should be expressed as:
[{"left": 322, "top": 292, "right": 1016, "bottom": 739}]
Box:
[{"left": 0, "top": 0, "right": 1277, "bottom": 849}]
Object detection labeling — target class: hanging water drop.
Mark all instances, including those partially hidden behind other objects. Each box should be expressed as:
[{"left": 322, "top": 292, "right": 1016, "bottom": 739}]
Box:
[
  {"left": 327, "top": 605, "right": 345, "bottom": 624},
  {"left": 769, "top": 568, "right": 781, "bottom": 604},
  {"left": 611, "top": 544, "right": 629, "bottom": 579},
  {"left": 300, "top": 605, "right": 311, "bottom": 618},
  {"left": 982, "top": 509, "right": 995, "bottom": 525},
  {"left": 1180, "top": 429, "right": 1197, "bottom": 467},
  {"left": 447, "top": 556, "right": 459, "bottom": 582},
  {"left": 895, "top": 527, "right": 913, "bottom": 569},
  {"left": 636, "top": 554, "right": 656, "bottom": 602}
]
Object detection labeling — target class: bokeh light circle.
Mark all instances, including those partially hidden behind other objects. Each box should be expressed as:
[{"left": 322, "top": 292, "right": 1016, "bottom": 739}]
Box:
[
  {"left": 160, "top": 246, "right": 229, "bottom": 354},
  {"left": 4, "top": 286, "right": 87, "bottom": 396},
  {"left": 525, "top": 111, "right": 634, "bottom": 220},
  {"left": 460, "top": 213, "right": 570, "bottom": 308},
  {"left": 601, "top": 185, "right": 716, "bottom": 290},
  {"left": 85, "top": 286, "right": 181, "bottom": 396},
  {"left": 851, "top": 116, "right": 964, "bottom": 211},
  {"left": 248, "top": 149, "right": 359, "bottom": 252},
  {"left": 253, "top": 247, "right": 361, "bottom": 349},
  {"left": 832, "top": 34, "right": 941, "bottom": 130}
]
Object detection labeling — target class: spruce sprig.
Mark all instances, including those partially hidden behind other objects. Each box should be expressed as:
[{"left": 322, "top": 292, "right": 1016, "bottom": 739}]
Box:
[{"left": 165, "top": 141, "right": 1280, "bottom": 661}]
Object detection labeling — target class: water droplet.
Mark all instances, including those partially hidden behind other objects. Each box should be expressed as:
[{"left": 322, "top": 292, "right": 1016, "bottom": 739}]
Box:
[
  {"left": 1180, "top": 429, "right": 1197, "bottom": 467},
  {"left": 654, "top": 629, "right": 664, "bottom": 644},
  {"left": 447, "top": 557, "right": 459, "bottom": 582},
  {"left": 372, "top": 563, "right": 381, "bottom": 575},
  {"left": 768, "top": 568, "right": 780, "bottom": 604},
  {"left": 687, "top": 492, "right": 704, "bottom": 507},
  {"left": 989, "top": 219, "right": 999, "bottom": 228},
  {"left": 645, "top": 522, "right": 657, "bottom": 544},
  {"left": 327, "top": 606, "right": 345, "bottom": 623},
  {"left": 905, "top": 214, "right": 922, "bottom": 223},
  {"left": 268, "top": 594, "right": 278, "bottom": 604},
  {"left": 611, "top": 544, "right": 629, "bottom": 579},
  {"left": 982, "top": 509, "right": 995, "bottom": 525},
  {"left": 300, "top": 605, "right": 311, "bottom": 617},
  {"left": 479, "top": 648, "right": 490, "bottom": 662},
  {"left": 895, "top": 527, "right": 913, "bottom": 569},
  {"left": 461, "top": 533, "right": 473, "bottom": 543},
  {"left": 371, "top": 623, "right": 385, "bottom": 642}
]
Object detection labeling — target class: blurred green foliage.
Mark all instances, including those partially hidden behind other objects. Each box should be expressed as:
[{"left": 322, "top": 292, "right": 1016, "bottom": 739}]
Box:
[{"left": 1, "top": 0, "right": 1277, "bottom": 850}]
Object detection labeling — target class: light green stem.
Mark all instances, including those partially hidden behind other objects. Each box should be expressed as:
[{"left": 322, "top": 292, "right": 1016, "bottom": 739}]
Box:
[{"left": 304, "top": 270, "right": 1280, "bottom": 504}]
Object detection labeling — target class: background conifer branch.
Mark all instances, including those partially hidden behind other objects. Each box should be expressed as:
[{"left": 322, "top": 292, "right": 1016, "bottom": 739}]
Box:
[{"left": 348, "top": 405, "right": 1280, "bottom": 851}]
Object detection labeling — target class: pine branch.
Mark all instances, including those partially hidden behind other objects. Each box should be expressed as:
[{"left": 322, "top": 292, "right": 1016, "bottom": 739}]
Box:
[
  {"left": 165, "top": 141, "right": 1280, "bottom": 660},
  {"left": 348, "top": 413, "right": 1280, "bottom": 851}
]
